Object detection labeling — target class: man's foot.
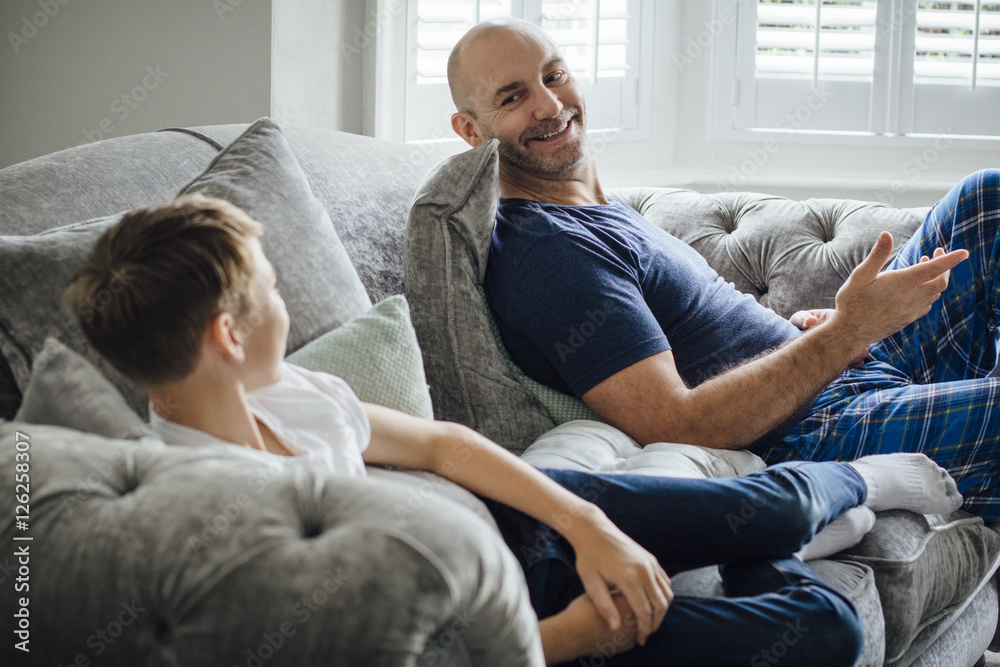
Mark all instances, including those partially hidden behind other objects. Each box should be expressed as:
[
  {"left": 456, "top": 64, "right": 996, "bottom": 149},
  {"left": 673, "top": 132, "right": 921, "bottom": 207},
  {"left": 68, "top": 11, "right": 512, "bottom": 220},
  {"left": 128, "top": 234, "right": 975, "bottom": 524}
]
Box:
[
  {"left": 797, "top": 506, "right": 876, "bottom": 561},
  {"left": 849, "top": 453, "right": 963, "bottom": 515}
]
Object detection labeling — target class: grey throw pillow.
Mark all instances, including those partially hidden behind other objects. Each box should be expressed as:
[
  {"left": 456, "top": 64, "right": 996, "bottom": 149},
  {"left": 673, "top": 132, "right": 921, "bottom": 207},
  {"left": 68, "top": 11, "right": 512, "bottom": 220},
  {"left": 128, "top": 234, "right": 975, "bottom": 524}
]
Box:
[
  {"left": 404, "top": 140, "right": 555, "bottom": 454},
  {"left": 14, "top": 337, "right": 149, "bottom": 440},
  {"left": 0, "top": 117, "right": 371, "bottom": 419}
]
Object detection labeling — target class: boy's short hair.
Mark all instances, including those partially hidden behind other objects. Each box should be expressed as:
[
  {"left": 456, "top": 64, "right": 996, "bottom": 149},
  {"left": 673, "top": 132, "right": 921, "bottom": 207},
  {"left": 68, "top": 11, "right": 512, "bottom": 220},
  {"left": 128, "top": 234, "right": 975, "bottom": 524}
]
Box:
[{"left": 64, "top": 194, "right": 264, "bottom": 386}]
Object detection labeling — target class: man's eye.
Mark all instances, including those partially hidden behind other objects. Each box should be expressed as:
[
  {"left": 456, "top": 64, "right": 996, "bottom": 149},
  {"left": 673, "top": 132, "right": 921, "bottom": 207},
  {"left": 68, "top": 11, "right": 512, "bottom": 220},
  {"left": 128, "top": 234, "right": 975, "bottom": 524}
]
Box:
[
  {"left": 502, "top": 93, "right": 521, "bottom": 106},
  {"left": 547, "top": 71, "right": 566, "bottom": 83}
]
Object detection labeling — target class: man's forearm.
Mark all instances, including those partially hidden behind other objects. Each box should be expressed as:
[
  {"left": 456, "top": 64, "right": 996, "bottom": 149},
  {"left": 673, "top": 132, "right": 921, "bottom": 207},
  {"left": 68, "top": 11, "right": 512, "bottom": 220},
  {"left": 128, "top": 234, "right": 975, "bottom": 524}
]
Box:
[{"left": 670, "top": 320, "right": 864, "bottom": 449}]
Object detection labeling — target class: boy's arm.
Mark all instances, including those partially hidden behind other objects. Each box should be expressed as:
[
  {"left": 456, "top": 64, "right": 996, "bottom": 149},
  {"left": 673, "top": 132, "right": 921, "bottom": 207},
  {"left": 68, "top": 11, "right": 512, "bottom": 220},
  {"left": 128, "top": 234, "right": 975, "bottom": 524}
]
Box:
[
  {"left": 360, "top": 402, "right": 671, "bottom": 646},
  {"left": 538, "top": 593, "right": 638, "bottom": 664}
]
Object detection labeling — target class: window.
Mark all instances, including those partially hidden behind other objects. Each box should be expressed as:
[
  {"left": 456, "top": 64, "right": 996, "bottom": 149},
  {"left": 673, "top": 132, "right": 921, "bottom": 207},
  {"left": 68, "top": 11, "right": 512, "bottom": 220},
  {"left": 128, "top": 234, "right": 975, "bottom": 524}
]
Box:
[
  {"left": 372, "top": 0, "right": 654, "bottom": 146},
  {"left": 714, "top": 0, "right": 1000, "bottom": 144}
]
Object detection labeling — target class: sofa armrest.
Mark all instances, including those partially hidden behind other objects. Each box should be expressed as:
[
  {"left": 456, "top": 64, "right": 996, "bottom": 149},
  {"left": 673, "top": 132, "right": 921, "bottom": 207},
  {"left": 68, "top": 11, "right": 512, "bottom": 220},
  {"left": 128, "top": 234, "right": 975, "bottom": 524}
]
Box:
[{"left": 0, "top": 422, "right": 544, "bottom": 667}]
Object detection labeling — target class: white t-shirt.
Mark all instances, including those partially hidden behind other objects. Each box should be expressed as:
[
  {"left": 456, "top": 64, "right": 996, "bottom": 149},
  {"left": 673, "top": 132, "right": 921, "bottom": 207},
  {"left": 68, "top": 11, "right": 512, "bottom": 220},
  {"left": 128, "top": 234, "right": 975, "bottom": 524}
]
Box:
[{"left": 149, "top": 362, "right": 371, "bottom": 477}]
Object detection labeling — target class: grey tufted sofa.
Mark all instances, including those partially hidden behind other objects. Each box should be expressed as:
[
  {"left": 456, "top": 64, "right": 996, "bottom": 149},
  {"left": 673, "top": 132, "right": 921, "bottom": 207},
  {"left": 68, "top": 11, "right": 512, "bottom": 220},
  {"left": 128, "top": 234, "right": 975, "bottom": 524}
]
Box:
[{"left": 1, "top": 122, "right": 999, "bottom": 666}]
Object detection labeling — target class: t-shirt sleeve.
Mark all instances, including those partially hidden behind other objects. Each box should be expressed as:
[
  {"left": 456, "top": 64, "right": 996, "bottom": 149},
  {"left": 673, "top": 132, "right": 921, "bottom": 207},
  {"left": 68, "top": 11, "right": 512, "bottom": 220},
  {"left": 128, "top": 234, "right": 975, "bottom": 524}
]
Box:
[{"left": 499, "top": 231, "right": 671, "bottom": 396}]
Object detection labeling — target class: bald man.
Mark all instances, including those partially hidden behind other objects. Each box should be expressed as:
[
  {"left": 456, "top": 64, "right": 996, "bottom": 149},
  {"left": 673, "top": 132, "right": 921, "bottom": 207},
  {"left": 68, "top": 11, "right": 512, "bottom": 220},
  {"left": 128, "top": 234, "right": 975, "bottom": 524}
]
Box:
[{"left": 445, "top": 15, "right": 1000, "bottom": 666}]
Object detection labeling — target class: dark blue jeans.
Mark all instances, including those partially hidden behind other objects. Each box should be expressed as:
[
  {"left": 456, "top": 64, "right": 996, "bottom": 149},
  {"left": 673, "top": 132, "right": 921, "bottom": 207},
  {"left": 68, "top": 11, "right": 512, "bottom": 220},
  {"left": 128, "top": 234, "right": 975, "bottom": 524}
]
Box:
[{"left": 482, "top": 461, "right": 867, "bottom": 666}]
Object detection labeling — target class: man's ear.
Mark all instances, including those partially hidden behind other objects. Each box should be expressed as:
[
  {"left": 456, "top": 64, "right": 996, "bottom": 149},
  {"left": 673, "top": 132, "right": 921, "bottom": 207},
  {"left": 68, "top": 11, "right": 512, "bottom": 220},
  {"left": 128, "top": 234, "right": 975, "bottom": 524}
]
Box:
[
  {"left": 452, "top": 112, "right": 485, "bottom": 147},
  {"left": 205, "top": 312, "right": 246, "bottom": 363}
]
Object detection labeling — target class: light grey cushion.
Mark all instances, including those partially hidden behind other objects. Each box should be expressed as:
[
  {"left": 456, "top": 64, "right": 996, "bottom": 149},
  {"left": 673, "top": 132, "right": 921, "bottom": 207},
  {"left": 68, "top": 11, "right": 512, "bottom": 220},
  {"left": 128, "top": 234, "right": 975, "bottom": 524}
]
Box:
[
  {"left": 404, "top": 140, "right": 555, "bottom": 454},
  {"left": 286, "top": 295, "right": 434, "bottom": 419},
  {"left": 839, "top": 510, "right": 1000, "bottom": 665},
  {"left": 0, "top": 421, "right": 543, "bottom": 666},
  {"left": 0, "top": 117, "right": 371, "bottom": 419},
  {"left": 13, "top": 337, "right": 149, "bottom": 440},
  {"left": 177, "top": 117, "right": 372, "bottom": 343},
  {"left": 908, "top": 581, "right": 997, "bottom": 667}
]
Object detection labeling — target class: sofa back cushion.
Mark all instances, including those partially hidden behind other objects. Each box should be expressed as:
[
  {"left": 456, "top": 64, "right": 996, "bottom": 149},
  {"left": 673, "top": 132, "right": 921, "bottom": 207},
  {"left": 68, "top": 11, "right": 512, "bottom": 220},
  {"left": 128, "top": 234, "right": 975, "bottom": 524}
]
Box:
[
  {"left": 404, "top": 140, "right": 556, "bottom": 454},
  {"left": 0, "top": 118, "right": 371, "bottom": 419}
]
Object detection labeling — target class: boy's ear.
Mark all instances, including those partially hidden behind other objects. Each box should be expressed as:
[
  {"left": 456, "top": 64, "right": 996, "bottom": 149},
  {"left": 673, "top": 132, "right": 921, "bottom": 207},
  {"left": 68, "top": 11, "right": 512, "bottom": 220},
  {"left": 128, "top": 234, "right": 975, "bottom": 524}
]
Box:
[{"left": 205, "top": 312, "right": 246, "bottom": 363}]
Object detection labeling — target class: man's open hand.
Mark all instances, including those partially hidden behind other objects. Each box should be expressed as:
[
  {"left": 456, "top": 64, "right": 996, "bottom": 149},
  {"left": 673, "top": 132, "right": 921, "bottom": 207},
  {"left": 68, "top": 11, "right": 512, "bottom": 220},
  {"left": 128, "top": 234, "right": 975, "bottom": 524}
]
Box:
[{"left": 827, "top": 232, "right": 968, "bottom": 351}]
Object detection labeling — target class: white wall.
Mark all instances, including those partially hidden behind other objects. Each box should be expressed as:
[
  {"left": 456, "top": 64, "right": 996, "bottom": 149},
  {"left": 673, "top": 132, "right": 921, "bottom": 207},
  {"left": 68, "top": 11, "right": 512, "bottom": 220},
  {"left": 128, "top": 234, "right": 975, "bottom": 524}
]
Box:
[
  {"left": 271, "top": 0, "right": 365, "bottom": 133},
  {"left": 0, "top": 0, "right": 272, "bottom": 169}
]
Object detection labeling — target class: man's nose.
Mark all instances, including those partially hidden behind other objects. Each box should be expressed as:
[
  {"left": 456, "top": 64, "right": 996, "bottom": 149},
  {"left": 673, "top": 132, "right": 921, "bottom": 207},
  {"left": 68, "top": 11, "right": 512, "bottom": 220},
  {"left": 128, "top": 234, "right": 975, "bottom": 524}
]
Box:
[{"left": 532, "top": 85, "right": 563, "bottom": 120}]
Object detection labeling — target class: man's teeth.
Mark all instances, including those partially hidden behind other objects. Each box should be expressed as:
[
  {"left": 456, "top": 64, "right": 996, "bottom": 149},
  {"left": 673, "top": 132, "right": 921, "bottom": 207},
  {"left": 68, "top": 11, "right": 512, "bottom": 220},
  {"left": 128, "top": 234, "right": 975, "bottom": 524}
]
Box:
[{"left": 537, "top": 123, "right": 568, "bottom": 140}]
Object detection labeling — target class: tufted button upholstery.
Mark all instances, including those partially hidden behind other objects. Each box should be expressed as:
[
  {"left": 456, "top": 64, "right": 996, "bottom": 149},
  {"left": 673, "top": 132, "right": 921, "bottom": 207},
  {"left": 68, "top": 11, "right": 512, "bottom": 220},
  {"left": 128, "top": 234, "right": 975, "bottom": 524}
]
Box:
[
  {"left": 0, "top": 423, "right": 543, "bottom": 666},
  {"left": 610, "top": 188, "right": 931, "bottom": 318}
]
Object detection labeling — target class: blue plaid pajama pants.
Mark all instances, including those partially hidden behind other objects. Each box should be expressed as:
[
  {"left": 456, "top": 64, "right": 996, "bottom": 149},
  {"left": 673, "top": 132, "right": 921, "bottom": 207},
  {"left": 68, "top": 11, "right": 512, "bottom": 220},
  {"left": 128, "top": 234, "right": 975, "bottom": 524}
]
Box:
[{"left": 762, "top": 169, "right": 1000, "bottom": 521}]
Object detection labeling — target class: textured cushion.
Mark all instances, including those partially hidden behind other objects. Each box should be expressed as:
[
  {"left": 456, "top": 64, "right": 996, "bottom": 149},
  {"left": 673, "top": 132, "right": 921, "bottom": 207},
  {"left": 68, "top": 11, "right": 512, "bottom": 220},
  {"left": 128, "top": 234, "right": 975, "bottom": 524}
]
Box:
[
  {"left": 521, "top": 420, "right": 766, "bottom": 479},
  {"left": 404, "top": 139, "right": 554, "bottom": 454},
  {"left": 609, "top": 188, "right": 930, "bottom": 319},
  {"left": 177, "top": 117, "right": 372, "bottom": 343},
  {"left": 0, "top": 422, "right": 543, "bottom": 667},
  {"left": 909, "top": 581, "right": 998, "bottom": 667},
  {"left": 0, "top": 117, "right": 371, "bottom": 419},
  {"left": 286, "top": 295, "right": 433, "bottom": 419},
  {"left": 839, "top": 510, "right": 1000, "bottom": 665},
  {"left": 13, "top": 337, "right": 149, "bottom": 440}
]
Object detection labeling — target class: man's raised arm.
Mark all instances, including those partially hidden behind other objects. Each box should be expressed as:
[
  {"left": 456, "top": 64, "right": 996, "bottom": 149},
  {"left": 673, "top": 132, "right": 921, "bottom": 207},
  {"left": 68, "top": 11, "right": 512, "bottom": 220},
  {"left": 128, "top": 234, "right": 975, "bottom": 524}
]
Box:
[{"left": 581, "top": 234, "right": 968, "bottom": 450}]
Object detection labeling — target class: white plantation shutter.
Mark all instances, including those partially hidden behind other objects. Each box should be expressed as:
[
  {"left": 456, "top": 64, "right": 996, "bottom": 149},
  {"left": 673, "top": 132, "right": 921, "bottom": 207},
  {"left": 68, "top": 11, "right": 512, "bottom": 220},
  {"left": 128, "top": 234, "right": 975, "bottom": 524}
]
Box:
[
  {"left": 404, "top": 0, "right": 651, "bottom": 143},
  {"left": 908, "top": 1, "right": 1000, "bottom": 135},
  {"left": 725, "top": 0, "right": 1000, "bottom": 141}
]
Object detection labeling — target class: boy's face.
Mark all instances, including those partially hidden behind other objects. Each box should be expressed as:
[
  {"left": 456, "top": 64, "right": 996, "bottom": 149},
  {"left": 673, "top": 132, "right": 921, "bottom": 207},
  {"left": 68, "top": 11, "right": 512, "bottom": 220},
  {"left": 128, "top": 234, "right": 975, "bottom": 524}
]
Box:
[{"left": 238, "top": 238, "right": 289, "bottom": 390}]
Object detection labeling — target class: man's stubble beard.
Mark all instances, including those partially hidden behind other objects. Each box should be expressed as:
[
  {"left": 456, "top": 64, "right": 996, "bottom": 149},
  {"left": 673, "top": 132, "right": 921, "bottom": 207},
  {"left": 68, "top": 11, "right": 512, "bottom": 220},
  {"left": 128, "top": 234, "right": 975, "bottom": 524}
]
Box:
[{"left": 494, "top": 107, "right": 589, "bottom": 176}]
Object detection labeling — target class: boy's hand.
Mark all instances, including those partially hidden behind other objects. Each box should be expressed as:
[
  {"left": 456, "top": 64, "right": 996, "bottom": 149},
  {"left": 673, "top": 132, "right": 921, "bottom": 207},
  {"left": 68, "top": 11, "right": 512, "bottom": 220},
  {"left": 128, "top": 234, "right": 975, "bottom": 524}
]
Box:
[
  {"left": 566, "top": 513, "right": 672, "bottom": 646},
  {"left": 561, "top": 592, "right": 641, "bottom": 658}
]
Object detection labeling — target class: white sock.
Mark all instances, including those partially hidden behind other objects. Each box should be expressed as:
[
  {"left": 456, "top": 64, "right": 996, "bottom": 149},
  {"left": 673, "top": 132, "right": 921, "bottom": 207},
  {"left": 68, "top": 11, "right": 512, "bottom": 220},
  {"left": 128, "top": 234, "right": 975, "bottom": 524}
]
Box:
[
  {"left": 848, "top": 453, "right": 963, "bottom": 515},
  {"left": 796, "top": 507, "right": 876, "bottom": 561}
]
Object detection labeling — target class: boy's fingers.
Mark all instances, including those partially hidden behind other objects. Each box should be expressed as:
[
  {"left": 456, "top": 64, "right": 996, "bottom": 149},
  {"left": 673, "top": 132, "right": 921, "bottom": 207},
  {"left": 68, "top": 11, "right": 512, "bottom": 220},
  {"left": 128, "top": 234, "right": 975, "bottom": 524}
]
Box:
[{"left": 586, "top": 582, "right": 620, "bottom": 633}]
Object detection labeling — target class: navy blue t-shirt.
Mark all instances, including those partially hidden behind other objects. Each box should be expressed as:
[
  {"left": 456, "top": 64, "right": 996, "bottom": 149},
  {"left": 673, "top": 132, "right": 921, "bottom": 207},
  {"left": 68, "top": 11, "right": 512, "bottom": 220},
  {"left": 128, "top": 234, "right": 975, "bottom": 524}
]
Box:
[{"left": 484, "top": 197, "right": 802, "bottom": 397}]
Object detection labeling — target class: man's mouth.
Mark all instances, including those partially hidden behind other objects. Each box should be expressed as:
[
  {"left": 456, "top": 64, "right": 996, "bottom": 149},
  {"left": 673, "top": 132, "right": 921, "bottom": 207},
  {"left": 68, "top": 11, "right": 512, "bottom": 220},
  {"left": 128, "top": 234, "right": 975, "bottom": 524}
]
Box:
[{"left": 528, "top": 118, "right": 573, "bottom": 143}]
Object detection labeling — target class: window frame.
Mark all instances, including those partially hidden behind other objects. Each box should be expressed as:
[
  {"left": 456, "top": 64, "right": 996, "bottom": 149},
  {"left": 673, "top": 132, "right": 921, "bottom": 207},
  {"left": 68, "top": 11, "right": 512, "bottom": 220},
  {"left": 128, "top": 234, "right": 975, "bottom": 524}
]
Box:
[
  {"left": 363, "top": 0, "right": 656, "bottom": 149},
  {"left": 711, "top": 0, "right": 1000, "bottom": 150}
]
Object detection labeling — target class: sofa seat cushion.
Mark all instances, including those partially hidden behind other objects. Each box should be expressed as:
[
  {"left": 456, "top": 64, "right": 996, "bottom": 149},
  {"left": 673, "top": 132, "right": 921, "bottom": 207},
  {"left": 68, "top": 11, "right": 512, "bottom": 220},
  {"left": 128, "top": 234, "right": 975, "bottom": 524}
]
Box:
[
  {"left": 521, "top": 420, "right": 766, "bottom": 478},
  {"left": 0, "top": 117, "right": 370, "bottom": 419},
  {"left": 0, "top": 422, "right": 542, "bottom": 666}
]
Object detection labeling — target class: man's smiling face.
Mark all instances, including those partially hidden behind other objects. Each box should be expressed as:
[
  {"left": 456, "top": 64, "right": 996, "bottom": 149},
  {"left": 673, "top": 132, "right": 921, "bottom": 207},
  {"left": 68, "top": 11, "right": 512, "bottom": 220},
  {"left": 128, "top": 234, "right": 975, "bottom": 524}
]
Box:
[{"left": 451, "top": 21, "right": 589, "bottom": 177}]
